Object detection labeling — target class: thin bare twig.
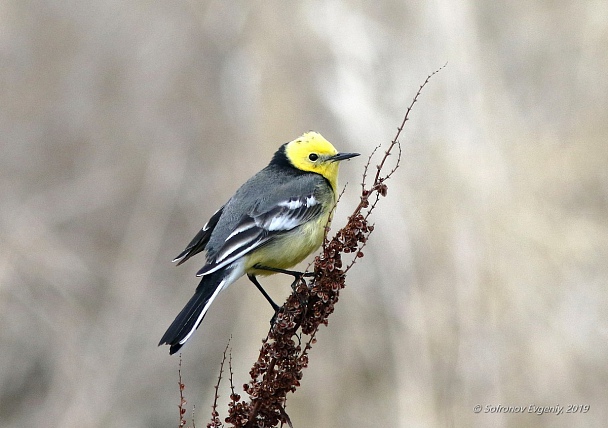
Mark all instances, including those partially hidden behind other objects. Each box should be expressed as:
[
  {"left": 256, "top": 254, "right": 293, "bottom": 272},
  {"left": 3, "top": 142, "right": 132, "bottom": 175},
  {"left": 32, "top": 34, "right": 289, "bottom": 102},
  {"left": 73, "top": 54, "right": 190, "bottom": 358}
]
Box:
[
  {"left": 178, "top": 355, "right": 187, "bottom": 428},
  {"left": 207, "top": 340, "right": 232, "bottom": 428}
]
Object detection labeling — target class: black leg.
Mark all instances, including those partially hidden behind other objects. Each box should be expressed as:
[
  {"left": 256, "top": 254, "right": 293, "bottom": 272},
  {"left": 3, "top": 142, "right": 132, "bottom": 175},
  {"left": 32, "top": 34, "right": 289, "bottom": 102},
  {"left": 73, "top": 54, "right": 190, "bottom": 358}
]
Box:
[
  {"left": 253, "top": 264, "right": 314, "bottom": 290},
  {"left": 253, "top": 264, "right": 315, "bottom": 277},
  {"left": 247, "top": 274, "right": 279, "bottom": 312}
]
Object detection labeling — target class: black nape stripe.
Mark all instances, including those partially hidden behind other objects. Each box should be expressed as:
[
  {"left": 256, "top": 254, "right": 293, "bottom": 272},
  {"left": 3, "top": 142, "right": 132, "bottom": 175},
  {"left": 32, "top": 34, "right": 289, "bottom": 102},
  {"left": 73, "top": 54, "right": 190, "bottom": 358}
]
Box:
[{"left": 269, "top": 143, "right": 292, "bottom": 168}]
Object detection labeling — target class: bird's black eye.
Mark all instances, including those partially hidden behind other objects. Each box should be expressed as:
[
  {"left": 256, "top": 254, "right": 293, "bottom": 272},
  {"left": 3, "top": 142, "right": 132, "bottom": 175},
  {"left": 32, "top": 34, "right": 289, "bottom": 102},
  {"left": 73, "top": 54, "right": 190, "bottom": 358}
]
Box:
[{"left": 308, "top": 153, "right": 319, "bottom": 161}]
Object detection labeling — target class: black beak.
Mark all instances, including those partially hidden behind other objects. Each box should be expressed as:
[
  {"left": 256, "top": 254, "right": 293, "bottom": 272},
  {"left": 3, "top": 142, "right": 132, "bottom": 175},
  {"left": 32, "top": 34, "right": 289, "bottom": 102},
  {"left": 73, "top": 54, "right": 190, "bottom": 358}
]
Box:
[{"left": 331, "top": 152, "right": 360, "bottom": 162}]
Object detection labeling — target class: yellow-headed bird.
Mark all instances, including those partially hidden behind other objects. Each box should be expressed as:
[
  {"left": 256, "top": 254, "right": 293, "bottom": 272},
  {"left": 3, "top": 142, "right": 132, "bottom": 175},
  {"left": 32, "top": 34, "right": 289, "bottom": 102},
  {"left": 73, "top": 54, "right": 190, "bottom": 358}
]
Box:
[{"left": 159, "top": 132, "right": 359, "bottom": 354}]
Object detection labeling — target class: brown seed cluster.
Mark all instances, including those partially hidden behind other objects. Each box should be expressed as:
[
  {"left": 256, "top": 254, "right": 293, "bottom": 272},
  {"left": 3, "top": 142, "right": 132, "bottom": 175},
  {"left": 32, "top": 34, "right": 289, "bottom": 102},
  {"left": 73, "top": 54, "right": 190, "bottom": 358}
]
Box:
[{"left": 225, "top": 202, "right": 374, "bottom": 427}]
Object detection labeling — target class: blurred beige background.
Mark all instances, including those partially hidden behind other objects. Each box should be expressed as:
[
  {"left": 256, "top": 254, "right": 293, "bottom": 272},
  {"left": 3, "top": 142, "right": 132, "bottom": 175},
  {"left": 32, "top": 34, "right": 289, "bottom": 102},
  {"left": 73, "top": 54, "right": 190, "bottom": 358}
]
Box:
[{"left": 1, "top": 1, "right": 607, "bottom": 427}]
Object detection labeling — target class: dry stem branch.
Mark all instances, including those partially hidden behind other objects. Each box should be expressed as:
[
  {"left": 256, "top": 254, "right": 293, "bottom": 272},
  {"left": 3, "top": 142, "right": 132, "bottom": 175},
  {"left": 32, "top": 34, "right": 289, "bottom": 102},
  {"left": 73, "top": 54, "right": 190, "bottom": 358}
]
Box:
[{"left": 219, "top": 65, "right": 445, "bottom": 427}]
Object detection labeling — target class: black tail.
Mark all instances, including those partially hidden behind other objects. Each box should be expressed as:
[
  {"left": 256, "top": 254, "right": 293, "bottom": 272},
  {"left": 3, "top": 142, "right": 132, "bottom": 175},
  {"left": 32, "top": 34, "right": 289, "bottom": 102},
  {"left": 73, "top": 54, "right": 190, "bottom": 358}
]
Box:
[{"left": 159, "top": 271, "right": 227, "bottom": 354}]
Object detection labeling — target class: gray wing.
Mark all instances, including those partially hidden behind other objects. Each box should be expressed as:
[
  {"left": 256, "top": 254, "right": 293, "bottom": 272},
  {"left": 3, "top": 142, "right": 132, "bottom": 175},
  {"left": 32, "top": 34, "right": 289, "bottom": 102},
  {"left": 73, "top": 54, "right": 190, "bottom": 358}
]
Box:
[
  {"left": 196, "top": 188, "right": 326, "bottom": 277},
  {"left": 172, "top": 205, "right": 225, "bottom": 265}
]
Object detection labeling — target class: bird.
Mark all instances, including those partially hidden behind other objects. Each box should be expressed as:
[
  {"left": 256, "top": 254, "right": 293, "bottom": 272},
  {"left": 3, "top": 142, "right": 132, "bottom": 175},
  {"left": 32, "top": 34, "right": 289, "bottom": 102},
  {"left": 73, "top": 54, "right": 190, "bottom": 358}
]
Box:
[{"left": 159, "top": 131, "right": 359, "bottom": 354}]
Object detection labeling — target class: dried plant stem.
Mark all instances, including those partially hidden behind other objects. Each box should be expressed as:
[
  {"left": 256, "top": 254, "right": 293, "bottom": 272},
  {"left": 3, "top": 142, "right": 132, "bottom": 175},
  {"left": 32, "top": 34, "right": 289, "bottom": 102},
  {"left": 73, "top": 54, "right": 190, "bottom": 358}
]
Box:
[
  {"left": 207, "top": 341, "right": 231, "bottom": 428},
  {"left": 178, "top": 355, "right": 187, "bottom": 427},
  {"left": 220, "top": 65, "right": 445, "bottom": 428}
]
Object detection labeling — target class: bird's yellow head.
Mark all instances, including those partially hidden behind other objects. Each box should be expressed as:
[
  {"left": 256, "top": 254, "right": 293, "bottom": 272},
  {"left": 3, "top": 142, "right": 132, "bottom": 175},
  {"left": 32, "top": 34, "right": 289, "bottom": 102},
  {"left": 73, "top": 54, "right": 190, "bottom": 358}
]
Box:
[{"left": 279, "top": 132, "right": 359, "bottom": 191}]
